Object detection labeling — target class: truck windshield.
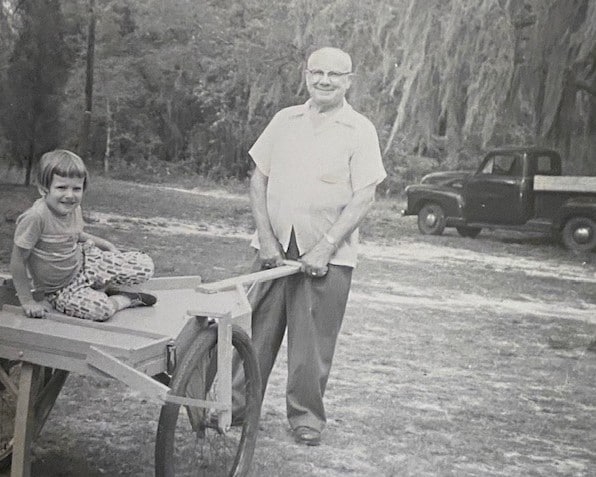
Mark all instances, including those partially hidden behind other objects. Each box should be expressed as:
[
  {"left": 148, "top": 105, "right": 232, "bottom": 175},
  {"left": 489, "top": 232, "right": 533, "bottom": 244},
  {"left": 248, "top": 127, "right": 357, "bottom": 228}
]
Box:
[{"left": 481, "top": 154, "right": 522, "bottom": 176}]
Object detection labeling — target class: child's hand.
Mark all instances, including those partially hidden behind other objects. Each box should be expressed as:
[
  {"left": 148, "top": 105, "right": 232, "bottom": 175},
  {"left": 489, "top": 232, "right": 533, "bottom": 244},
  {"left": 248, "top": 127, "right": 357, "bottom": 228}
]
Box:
[
  {"left": 85, "top": 237, "right": 119, "bottom": 253},
  {"left": 106, "top": 242, "right": 120, "bottom": 253},
  {"left": 22, "top": 300, "right": 51, "bottom": 318}
]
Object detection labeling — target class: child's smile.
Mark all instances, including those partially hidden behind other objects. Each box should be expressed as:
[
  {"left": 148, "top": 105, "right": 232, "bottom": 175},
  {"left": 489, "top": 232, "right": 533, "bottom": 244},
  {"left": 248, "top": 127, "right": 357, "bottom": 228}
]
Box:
[{"left": 42, "top": 174, "right": 85, "bottom": 216}]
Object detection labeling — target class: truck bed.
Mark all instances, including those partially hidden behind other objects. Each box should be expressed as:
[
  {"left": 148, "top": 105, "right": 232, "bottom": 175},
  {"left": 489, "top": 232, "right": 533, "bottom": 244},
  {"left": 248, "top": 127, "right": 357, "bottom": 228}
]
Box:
[{"left": 534, "top": 175, "right": 596, "bottom": 193}]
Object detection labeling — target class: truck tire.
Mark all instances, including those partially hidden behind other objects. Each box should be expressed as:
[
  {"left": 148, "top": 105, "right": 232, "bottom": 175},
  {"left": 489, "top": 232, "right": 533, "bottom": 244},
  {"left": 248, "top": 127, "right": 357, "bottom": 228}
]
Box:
[
  {"left": 562, "top": 217, "right": 596, "bottom": 252},
  {"left": 417, "top": 203, "right": 446, "bottom": 235}
]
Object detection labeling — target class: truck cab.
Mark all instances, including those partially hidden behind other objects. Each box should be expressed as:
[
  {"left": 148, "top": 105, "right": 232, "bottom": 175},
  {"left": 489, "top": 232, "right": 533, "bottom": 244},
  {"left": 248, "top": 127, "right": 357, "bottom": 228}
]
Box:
[{"left": 463, "top": 149, "right": 561, "bottom": 224}]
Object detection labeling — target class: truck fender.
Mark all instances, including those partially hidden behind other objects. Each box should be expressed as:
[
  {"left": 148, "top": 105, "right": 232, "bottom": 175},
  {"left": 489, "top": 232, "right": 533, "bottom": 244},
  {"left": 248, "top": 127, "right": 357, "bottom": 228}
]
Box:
[
  {"left": 405, "top": 186, "right": 464, "bottom": 218},
  {"left": 554, "top": 197, "right": 596, "bottom": 229}
]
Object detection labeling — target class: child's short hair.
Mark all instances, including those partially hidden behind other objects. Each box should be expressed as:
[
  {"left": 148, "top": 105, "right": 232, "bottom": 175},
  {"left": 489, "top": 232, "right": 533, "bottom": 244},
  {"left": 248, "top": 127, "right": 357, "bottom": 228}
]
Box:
[{"left": 36, "top": 150, "right": 89, "bottom": 190}]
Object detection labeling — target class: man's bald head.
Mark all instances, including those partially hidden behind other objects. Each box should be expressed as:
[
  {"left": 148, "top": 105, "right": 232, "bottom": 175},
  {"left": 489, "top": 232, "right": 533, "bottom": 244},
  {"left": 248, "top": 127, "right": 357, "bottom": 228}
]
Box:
[{"left": 307, "top": 47, "right": 352, "bottom": 72}]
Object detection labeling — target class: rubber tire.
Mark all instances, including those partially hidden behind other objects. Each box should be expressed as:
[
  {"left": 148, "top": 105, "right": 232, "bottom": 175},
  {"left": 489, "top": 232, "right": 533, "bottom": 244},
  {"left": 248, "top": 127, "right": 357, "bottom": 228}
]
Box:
[
  {"left": 417, "top": 203, "right": 446, "bottom": 235},
  {"left": 562, "top": 217, "right": 596, "bottom": 252},
  {"left": 0, "top": 362, "right": 66, "bottom": 471},
  {"left": 456, "top": 226, "right": 482, "bottom": 238},
  {"left": 155, "top": 324, "right": 262, "bottom": 477}
]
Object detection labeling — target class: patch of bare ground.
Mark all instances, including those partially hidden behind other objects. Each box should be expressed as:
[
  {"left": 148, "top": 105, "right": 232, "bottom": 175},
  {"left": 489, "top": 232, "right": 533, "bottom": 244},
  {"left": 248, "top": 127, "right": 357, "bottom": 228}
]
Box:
[{"left": 1, "top": 181, "right": 595, "bottom": 476}]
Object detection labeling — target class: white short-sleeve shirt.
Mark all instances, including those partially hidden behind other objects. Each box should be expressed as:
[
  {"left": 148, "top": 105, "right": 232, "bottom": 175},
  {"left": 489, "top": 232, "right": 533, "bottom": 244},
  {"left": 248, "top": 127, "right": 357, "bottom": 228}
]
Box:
[{"left": 249, "top": 100, "right": 386, "bottom": 267}]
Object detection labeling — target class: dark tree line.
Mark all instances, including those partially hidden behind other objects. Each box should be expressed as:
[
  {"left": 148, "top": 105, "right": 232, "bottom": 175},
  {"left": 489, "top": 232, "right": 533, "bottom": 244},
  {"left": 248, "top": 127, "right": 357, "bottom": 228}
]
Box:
[
  {"left": 0, "top": 0, "right": 73, "bottom": 184},
  {"left": 0, "top": 0, "right": 595, "bottom": 191}
]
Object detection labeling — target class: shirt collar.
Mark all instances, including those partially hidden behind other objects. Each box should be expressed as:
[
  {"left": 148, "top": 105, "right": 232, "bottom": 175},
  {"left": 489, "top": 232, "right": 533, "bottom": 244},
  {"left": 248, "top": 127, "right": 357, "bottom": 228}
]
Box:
[{"left": 289, "top": 99, "right": 358, "bottom": 128}]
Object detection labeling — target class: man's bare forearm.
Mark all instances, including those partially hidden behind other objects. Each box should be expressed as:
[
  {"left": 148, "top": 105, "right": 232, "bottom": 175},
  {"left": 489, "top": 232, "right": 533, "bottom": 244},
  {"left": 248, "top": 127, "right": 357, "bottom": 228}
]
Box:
[
  {"left": 250, "top": 169, "right": 275, "bottom": 242},
  {"left": 250, "top": 167, "right": 284, "bottom": 264},
  {"left": 300, "top": 183, "right": 377, "bottom": 274},
  {"left": 323, "top": 183, "right": 377, "bottom": 245}
]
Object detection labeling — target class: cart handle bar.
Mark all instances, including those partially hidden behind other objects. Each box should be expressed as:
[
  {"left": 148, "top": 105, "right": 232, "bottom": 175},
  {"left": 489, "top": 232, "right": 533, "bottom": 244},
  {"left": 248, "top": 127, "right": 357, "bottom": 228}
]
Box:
[{"left": 196, "top": 260, "right": 303, "bottom": 293}]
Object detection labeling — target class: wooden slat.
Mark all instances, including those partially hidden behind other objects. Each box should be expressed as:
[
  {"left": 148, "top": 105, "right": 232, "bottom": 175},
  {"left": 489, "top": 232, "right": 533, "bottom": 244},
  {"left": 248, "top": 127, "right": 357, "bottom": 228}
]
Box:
[
  {"left": 11, "top": 363, "right": 40, "bottom": 477},
  {"left": 163, "top": 393, "right": 227, "bottom": 411},
  {"left": 2, "top": 304, "right": 165, "bottom": 340},
  {"left": 534, "top": 175, "right": 596, "bottom": 193},
  {"left": 216, "top": 314, "right": 233, "bottom": 428},
  {"left": 0, "top": 306, "right": 171, "bottom": 376},
  {"left": 34, "top": 370, "right": 69, "bottom": 438},
  {"left": 196, "top": 261, "right": 302, "bottom": 293},
  {"left": 0, "top": 343, "right": 88, "bottom": 376},
  {"left": 86, "top": 346, "right": 170, "bottom": 404},
  {"left": 0, "top": 327, "right": 133, "bottom": 363},
  {"left": 86, "top": 346, "right": 225, "bottom": 409},
  {"left": 144, "top": 275, "right": 203, "bottom": 290},
  {"left": 234, "top": 284, "right": 252, "bottom": 336}
]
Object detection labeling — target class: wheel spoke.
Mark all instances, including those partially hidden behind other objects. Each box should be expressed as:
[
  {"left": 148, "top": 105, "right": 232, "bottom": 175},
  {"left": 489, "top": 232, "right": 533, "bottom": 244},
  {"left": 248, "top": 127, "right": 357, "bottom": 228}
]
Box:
[
  {"left": 0, "top": 366, "right": 18, "bottom": 398},
  {"left": 0, "top": 361, "right": 20, "bottom": 467},
  {"left": 155, "top": 325, "right": 261, "bottom": 477}
]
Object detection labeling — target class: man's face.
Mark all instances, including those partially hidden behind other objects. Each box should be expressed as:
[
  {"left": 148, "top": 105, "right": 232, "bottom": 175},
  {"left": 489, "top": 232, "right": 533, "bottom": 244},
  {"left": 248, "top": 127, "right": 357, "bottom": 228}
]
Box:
[{"left": 305, "top": 50, "right": 352, "bottom": 111}]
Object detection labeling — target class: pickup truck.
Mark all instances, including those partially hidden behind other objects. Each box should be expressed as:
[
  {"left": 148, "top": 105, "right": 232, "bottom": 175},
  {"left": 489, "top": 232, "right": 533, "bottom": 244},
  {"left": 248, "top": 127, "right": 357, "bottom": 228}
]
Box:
[{"left": 402, "top": 146, "right": 596, "bottom": 252}]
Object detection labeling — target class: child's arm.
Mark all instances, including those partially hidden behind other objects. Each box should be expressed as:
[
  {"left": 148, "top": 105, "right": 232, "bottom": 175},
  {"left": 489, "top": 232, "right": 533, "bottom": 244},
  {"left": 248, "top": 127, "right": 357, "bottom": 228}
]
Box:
[
  {"left": 10, "top": 244, "right": 48, "bottom": 318},
  {"left": 80, "top": 231, "right": 119, "bottom": 252}
]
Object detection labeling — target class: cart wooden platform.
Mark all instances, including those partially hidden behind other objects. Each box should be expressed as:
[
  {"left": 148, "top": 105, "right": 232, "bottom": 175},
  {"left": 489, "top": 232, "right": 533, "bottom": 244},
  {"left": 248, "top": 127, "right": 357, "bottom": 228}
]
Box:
[{"left": 0, "top": 262, "right": 302, "bottom": 477}]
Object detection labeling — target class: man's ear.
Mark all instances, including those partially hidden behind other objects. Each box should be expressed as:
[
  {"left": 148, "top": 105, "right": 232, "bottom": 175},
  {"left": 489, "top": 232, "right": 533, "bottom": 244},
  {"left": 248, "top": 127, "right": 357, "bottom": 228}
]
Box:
[
  {"left": 345, "top": 75, "right": 353, "bottom": 91},
  {"left": 37, "top": 185, "right": 48, "bottom": 197}
]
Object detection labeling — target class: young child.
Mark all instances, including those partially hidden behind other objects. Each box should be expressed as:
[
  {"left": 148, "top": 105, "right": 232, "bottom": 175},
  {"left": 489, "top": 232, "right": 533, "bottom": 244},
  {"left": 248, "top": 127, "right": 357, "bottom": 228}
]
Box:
[{"left": 10, "top": 149, "right": 156, "bottom": 321}]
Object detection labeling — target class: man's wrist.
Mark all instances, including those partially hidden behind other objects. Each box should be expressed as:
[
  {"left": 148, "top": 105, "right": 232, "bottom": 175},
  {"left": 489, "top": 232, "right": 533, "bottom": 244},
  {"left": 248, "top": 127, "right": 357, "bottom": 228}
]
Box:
[{"left": 323, "top": 233, "right": 338, "bottom": 250}]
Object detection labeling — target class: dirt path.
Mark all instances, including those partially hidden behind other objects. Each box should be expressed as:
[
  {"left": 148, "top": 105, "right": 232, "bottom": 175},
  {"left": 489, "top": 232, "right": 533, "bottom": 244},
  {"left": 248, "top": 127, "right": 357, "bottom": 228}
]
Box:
[
  {"left": 3, "top": 203, "right": 596, "bottom": 476},
  {"left": 88, "top": 210, "right": 596, "bottom": 327}
]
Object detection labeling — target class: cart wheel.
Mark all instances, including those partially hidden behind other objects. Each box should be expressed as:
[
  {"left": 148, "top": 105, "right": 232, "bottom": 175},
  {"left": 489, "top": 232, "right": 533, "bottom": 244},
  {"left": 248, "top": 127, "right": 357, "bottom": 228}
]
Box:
[
  {"left": 0, "top": 360, "right": 67, "bottom": 471},
  {"left": 155, "top": 324, "right": 262, "bottom": 477}
]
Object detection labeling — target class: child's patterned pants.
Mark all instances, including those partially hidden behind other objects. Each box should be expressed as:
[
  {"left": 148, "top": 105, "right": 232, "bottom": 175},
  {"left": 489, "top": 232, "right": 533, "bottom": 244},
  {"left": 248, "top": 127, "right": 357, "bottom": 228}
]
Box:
[{"left": 47, "top": 243, "right": 154, "bottom": 321}]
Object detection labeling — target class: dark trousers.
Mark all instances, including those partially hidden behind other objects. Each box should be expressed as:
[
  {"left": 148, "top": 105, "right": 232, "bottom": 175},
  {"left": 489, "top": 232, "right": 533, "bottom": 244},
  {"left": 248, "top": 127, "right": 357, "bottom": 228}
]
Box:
[{"left": 234, "top": 233, "right": 352, "bottom": 431}]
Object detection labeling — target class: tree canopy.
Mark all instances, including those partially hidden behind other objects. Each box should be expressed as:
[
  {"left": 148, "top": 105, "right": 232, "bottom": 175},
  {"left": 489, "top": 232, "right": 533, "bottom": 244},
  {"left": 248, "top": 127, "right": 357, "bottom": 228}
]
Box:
[{"left": 0, "top": 0, "right": 595, "bottom": 191}]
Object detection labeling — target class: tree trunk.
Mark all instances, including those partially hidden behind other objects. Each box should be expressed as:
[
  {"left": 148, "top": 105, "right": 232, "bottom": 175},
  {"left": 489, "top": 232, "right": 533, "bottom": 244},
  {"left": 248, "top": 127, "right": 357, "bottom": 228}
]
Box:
[
  {"left": 79, "top": 0, "right": 96, "bottom": 160},
  {"left": 25, "top": 124, "right": 36, "bottom": 186},
  {"left": 104, "top": 98, "right": 111, "bottom": 173}
]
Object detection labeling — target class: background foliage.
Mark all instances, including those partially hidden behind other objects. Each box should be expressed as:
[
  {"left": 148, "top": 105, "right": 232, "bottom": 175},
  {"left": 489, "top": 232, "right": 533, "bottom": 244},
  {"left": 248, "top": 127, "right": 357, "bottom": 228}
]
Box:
[{"left": 0, "top": 0, "right": 595, "bottom": 192}]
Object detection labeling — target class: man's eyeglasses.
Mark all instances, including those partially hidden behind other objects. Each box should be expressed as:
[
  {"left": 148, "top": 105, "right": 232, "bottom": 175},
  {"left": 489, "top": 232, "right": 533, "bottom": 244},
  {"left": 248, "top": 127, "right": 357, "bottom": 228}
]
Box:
[{"left": 306, "top": 69, "right": 352, "bottom": 81}]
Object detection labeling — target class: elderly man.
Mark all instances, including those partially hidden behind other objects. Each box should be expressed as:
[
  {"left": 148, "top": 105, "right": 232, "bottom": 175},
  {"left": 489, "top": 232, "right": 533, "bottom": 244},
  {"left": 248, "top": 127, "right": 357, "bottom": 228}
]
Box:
[{"left": 240, "top": 46, "right": 386, "bottom": 446}]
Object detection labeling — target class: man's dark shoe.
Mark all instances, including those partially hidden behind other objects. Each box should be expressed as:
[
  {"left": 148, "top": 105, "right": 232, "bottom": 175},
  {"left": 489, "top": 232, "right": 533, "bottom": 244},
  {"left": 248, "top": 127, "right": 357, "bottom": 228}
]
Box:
[{"left": 293, "top": 426, "right": 321, "bottom": 446}]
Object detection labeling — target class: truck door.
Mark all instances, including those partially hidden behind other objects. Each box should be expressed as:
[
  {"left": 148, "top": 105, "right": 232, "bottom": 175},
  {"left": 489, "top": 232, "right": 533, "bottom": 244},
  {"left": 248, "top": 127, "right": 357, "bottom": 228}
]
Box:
[{"left": 464, "top": 153, "right": 527, "bottom": 224}]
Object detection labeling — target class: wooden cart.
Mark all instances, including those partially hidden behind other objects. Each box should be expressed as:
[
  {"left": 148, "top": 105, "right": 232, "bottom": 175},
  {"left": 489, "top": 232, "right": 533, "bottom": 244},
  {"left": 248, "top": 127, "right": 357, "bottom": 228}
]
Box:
[{"left": 0, "top": 262, "right": 301, "bottom": 477}]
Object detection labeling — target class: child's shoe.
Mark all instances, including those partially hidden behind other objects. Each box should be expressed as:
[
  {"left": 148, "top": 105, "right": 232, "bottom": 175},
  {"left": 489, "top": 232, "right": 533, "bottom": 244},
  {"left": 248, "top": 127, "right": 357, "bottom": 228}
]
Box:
[{"left": 106, "top": 287, "right": 157, "bottom": 307}]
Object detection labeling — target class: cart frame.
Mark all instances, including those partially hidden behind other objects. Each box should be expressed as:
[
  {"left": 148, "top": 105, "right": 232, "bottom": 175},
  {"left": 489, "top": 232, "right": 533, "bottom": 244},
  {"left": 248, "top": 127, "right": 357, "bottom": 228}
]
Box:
[{"left": 0, "top": 261, "right": 302, "bottom": 477}]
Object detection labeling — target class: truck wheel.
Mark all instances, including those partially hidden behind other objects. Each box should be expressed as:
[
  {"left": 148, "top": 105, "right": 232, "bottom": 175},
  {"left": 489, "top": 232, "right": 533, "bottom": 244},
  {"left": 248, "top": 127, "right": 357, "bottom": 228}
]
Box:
[
  {"left": 456, "top": 226, "right": 481, "bottom": 238},
  {"left": 417, "top": 203, "right": 446, "bottom": 235},
  {"left": 562, "top": 217, "right": 596, "bottom": 252}
]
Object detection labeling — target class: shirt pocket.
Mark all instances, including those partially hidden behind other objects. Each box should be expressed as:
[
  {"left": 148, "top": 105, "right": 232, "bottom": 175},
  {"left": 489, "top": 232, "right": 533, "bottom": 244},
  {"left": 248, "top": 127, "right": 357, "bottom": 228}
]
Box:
[{"left": 318, "top": 150, "right": 351, "bottom": 184}]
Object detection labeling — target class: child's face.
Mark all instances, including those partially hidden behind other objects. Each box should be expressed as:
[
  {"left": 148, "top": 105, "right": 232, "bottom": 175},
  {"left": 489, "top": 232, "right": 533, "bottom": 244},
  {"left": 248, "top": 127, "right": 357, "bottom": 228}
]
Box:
[{"left": 41, "top": 174, "right": 85, "bottom": 217}]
